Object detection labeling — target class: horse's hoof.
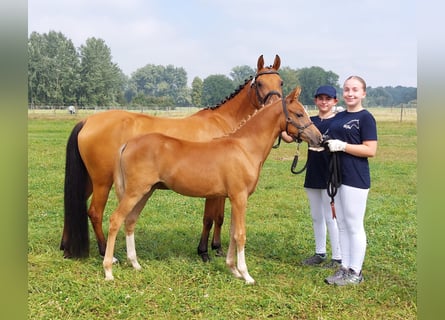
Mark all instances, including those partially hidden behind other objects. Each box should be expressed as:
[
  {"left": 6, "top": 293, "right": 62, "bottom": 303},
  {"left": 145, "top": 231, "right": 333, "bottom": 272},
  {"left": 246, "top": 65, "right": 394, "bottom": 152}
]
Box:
[
  {"left": 131, "top": 261, "right": 142, "bottom": 270},
  {"left": 63, "top": 250, "right": 72, "bottom": 259},
  {"left": 215, "top": 249, "right": 225, "bottom": 257},
  {"left": 212, "top": 245, "right": 225, "bottom": 257},
  {"left": 198, "top": 251, "right": 210, "bottom": 262},
  {"left": 104, "top": 275, "right": 114, "bottom": 281}
]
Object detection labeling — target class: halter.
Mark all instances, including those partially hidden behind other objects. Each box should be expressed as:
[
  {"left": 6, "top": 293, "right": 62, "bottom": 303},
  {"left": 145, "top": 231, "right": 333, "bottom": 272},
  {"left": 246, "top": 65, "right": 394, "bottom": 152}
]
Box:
[
  {"left": 281, "top": 98, "right": 314, "bottom": 143},
  {"left": 250, "top": 69, "right": 282, "bottom": 107}
]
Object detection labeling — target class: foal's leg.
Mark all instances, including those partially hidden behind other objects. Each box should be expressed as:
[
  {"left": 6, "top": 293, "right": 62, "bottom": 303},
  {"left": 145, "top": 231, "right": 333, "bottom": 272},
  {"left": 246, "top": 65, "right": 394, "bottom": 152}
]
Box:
[
  {"left": 226, "top": 218, "right": 242, "bottom": 279},
  {"left": 124, "top": 194, "right": 150, "bottom": 271},
  {"left": 226, "top": 195, "right": 255, "bottom": 285},
  {"left": 103, "top": 195, "right": 141, "bottom": 280}
]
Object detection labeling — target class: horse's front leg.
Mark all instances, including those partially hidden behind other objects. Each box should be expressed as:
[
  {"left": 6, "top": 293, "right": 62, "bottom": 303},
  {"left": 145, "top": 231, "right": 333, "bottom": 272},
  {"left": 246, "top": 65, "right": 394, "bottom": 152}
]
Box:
[
  {"left": 197, "top": 196, "right": 226, "bottom": 261},
  {"left": 197, "top": 198, "right": 214, "bottom": 262},
  {"left": 226, "top": 195, "right": 255, "bottom": 285},
  {"left": 226, "top": 219, "right": 241, "bottom": 279},
  {"left": 211, "top": 196, "right": 226, "bottom": 257}
]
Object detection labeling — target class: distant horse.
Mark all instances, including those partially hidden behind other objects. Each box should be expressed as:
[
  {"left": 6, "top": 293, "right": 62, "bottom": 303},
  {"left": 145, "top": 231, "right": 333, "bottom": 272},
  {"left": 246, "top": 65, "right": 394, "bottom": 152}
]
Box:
[
  {"left": 103, "top": 87, "right": 323, "bottom": 283},
  {"left": 61, "top": 55, "right": 283, "bottom": 260},
  {"left": 68, "top": 106, "right": 76, "bottom": 114}
]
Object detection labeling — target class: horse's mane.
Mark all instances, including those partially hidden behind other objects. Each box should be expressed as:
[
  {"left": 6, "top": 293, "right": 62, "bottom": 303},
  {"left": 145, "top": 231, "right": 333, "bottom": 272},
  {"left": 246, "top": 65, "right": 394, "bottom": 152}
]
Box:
[
  {"left": 203, "top": 65, "right": 278, "bottom": 111},
  {"left": 216, "top": 108, "right": 261, "bottom": 139},
  {"left": 203, "top": 76, "right": 253, "bottom": 111}
]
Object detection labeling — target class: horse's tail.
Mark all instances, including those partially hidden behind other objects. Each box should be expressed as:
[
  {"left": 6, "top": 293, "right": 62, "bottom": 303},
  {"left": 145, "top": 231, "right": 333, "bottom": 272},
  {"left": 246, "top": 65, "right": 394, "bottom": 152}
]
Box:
[
  {"left": 61, "top": 121, "right": 90, "bottom": 258},
  {"left": 114, "top": 143, "right": 128, "bottom": 200}
]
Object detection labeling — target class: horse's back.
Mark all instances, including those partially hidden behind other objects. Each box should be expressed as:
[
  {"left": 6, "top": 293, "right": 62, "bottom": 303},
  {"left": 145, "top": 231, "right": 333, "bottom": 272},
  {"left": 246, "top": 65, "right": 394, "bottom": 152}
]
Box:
[{"left": 80, "top": 110, "right": 223, "bottom": 146}]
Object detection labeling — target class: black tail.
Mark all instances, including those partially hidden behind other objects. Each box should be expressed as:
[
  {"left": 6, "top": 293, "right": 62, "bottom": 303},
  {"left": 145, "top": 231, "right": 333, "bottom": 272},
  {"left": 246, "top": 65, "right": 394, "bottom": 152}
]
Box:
[{"left": 60, "top": 121, "right": 90, "bottom": 258}]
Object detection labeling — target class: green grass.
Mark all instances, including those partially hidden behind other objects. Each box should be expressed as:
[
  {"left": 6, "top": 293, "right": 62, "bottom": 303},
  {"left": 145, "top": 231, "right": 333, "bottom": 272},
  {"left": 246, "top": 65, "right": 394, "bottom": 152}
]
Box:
[{"left": 28, "top": 109, "right": 416, "bottom": 319}]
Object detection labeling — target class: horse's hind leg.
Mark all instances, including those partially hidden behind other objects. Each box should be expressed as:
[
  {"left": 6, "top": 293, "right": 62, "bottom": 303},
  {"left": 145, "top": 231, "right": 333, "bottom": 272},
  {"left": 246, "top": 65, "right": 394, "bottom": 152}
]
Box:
[
  {"left": 124, "top": 193, "right": 150, "bottom": 271},
  {"left": 103, "top": 194, "right": 144, "bottom": 280},
  {"left": 88, "top": 182, "right": 112, "bottom": 256}
]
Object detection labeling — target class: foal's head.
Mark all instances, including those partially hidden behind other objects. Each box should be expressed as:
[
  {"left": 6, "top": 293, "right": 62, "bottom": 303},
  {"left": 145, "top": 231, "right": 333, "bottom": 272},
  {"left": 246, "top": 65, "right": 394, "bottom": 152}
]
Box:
[{"left": 283, "top": 87, "right": 323, "bottom": 149}]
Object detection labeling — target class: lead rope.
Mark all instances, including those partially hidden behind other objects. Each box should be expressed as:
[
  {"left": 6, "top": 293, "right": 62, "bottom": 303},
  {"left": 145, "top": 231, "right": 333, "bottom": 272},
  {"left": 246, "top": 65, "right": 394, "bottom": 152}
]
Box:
[
  {"left": 290, "top": 142, "right": 307, "bottom": 174},
  {"left": 326, "top": 150, "right": 341, "bottom": 219},
  {"left": 272, "top": 134, "right": 281, "bottom": 149}
]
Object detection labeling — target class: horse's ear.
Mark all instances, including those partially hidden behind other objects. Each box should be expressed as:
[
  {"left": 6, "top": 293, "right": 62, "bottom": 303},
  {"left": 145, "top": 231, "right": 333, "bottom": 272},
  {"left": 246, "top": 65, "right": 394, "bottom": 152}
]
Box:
[
  {"left": 257, "top": 55, "right": 264, "bottom": 71},
  {"left": 273, "top": 54, "right": 281, "bottom": 70},
  {"left": 285, "top": 87, "right": 296, "bottom": 104},
  {"left": 286, "top": 86, "right": 301, "bottom": 103},
  {"left": 294, "top": 86, "right": 301, "bottom": 99}
]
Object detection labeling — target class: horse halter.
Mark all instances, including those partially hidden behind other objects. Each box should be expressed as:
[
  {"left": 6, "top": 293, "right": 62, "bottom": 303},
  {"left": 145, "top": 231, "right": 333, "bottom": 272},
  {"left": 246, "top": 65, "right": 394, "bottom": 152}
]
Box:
[
  {"left": 250, "top": 69, "right": 282, "bottom": 107},
  {"left": 281, "top": 98, "right": 314, "bottom": 143}
]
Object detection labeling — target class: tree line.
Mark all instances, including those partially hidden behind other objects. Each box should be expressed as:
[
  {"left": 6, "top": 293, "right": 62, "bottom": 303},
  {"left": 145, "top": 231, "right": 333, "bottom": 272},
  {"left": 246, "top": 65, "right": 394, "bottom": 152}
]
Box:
[{"left": 28, "top": 31, "right": 417, "bottom": 109}]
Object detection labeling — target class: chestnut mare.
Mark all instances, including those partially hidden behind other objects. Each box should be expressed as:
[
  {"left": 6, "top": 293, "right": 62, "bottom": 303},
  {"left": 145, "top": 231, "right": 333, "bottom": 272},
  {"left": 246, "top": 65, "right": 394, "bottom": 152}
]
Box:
[
  {"left": 103, "top": 87, "right": 323, "bottom": 283},
  {"left": 61, "top": 55, "right": 283, "bottom": 260}
]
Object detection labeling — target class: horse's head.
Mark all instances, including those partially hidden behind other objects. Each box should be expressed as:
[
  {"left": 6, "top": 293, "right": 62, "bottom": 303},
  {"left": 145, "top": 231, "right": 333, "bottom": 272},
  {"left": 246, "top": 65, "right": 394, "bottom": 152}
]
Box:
[
  {"left": 250, "top": 54, "right": 283, "bottom": 107},
  {"left": 283, "top": 87, "right": 323, "bottom": 149}
]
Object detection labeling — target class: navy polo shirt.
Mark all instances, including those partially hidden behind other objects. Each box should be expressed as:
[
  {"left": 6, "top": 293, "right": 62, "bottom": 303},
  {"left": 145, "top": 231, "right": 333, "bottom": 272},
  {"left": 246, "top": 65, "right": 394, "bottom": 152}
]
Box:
[
  {"left": 304, "top": 115, "right": 335, "bottom": 189},
  {"left": 327, "top": 109, "right": 378, "bottom": 189}
]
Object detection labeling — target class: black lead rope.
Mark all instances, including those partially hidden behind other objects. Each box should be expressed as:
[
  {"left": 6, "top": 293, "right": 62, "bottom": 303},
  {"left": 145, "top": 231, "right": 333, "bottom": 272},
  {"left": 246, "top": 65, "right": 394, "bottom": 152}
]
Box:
[
  {"left": 290, "top": 143, "right": 307, "bottom": 174},
  {"left": 272, "top": 135, "right": 281, "bottom": 149},
  {"left": 326, "top": 150, "right": 342, "bottom": 219}
]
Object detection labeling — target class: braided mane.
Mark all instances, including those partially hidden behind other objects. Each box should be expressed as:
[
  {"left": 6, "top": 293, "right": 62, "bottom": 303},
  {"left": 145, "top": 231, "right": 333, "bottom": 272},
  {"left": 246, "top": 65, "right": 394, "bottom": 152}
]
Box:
[
  {"left": 213, "top": 108, "right": 262, "bottom": 139},
  {"left": 203, "top": 76, "right": 253, "bottom": 110}
]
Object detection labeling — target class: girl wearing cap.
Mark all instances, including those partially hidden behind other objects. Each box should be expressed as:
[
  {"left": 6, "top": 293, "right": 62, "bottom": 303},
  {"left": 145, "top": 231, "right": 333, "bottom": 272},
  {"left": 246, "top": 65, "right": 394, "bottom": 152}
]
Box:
[
  {"left": 324, "top": 76, "right": 378, "bottom": 286},
  {"left": 282, "top": 85, "right": 342, "bottom": 269}
]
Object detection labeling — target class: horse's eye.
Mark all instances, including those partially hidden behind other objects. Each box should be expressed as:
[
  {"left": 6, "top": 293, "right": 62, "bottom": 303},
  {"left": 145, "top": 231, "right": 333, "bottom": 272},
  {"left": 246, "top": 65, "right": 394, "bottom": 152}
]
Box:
[
  {"left": 295, "top": 113, "right": 303, "bottom": 118},
  {"left": 280, "top": 80, "right": 283, "bottom": 87}
]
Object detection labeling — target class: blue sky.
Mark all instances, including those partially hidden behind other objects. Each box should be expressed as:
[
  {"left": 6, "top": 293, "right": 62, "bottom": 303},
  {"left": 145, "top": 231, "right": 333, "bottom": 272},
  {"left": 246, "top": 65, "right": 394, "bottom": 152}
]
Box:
[{"left": 28, "top": 0, "right": 417, "bottom": 87}]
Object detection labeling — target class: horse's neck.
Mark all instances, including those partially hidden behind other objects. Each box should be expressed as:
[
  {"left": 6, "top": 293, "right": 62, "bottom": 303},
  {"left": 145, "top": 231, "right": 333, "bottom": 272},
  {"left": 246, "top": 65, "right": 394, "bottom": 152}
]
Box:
[
  {"left": 232, "top": 103, "right": 283, "bottom": 157},
  {"left": 192, "top": 84, "right": 257, "bottom": 129}
]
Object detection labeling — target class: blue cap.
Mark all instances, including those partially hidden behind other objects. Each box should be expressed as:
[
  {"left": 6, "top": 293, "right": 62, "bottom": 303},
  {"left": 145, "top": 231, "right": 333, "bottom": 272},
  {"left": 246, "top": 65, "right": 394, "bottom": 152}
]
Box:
[{"left": 314, "top": 85, "right": 337, "bottom": 99}]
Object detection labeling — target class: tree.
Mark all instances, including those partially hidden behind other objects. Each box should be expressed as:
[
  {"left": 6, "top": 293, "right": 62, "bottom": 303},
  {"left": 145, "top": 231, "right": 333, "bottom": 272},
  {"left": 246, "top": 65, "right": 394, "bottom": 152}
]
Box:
[
  {"left": 79, "top": 37, "right": 124, "bottom": 106},
  {"left": 230, "top": 65, "right": 255, "bottom": 87},
  {"left": 278, "top": 66, "right": 300, "bottom": 96},
  {"left": 365, "top": 87, "right": 393, "bottom": 106},
  {"left": 297, "top": 66, "right": 339, "bottom": 105},
  {"left": 28, "top": 31, "right": 80, "bottom": 106},
  {"left": 191, "top": 77, "right": 203, "bottom": 107},
  {"left": 129, "top": 64, "right": 189, "bottom": 106},
  {"left": 201, "top": 75, "right": 235, "bottom": 107}
]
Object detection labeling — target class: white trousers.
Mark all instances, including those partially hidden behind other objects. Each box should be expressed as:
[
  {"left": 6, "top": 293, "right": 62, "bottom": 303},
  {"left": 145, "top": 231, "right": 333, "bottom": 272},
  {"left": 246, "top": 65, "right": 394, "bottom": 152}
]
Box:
[
  {"left": 305, "top": 188, "right": 341, "bottom": 260},
  {"left": 334, "top": 185, "right": 369, "bottom": 273}
]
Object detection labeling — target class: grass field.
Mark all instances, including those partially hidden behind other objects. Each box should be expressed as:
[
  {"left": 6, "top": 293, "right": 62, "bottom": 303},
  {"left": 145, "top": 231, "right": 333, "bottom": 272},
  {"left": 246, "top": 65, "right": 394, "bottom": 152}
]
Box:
[{"left": 28, "top": 107, "right": 416, "bottom": 319}]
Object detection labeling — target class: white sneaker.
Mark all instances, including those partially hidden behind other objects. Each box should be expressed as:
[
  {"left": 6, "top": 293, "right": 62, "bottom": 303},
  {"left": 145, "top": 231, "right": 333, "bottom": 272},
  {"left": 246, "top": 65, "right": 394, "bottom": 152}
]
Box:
[
  {"left": 324, "top": 266, "right": 348, "bottom": 285},
  {"left": 333, "top": 268, "right": 363, "bottom": 286}
]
